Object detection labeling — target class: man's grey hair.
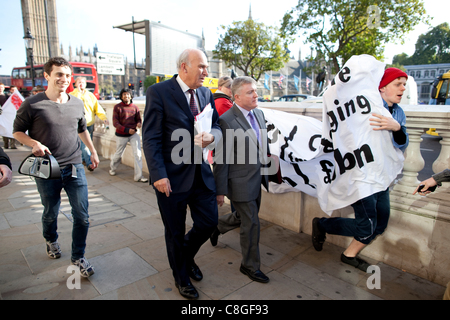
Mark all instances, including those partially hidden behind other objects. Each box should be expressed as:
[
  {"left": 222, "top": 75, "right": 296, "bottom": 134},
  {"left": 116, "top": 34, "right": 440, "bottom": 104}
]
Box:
[
  {"left": 177, "top": 48, "right": 200, "bottom": 71},
  {"left": 231, "top": 76, "right": 257, "bottom": 98}
]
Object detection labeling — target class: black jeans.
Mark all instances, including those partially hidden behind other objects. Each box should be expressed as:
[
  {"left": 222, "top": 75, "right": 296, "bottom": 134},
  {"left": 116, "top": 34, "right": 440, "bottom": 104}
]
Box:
[{"left": 319, "top": 188, "right": 390, "bottom": 245}]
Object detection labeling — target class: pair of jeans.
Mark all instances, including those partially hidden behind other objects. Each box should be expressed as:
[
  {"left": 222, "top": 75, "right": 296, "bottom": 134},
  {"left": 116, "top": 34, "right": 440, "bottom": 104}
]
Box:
[
  {"left": 80, "top": 125, "right": 95, "bottom": 167},
  {"left": 319, "top": 188, "right": 390, "bottom": 245},
  {"left": 35, "top": 164, "right": 89, "bottom": 260}
]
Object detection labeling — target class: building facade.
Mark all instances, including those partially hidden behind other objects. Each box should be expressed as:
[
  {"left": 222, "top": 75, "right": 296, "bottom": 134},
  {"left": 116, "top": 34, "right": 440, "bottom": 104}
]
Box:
[{"left": 404, "top": 63, "right": 450, "bottom": 104}]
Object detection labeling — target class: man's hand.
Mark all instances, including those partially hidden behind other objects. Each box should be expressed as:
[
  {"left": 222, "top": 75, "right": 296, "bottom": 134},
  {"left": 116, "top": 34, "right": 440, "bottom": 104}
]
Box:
[
  {"left": 90, "top": 151, "right": 100, "bottom": 169},
  {"left": 413, "top": 177, "right": 438, "bottom": 195},
  {"left": 216, "top": 195, "right": 225, "bottom": 207},
  {"left": 31, "top": 141, "right": 51, "bottom": 157},
  {"left": 195, "top": 132, "right": 215, "bottom": 148},
  {"left": 370, "top": 113, "right": 401, "bottom": 131},
  {"left": 0, "top": 164, "right": 13, "bottom": 188},
  {"left": 154, "top": 178, "right": 172, "bottom": 197}
]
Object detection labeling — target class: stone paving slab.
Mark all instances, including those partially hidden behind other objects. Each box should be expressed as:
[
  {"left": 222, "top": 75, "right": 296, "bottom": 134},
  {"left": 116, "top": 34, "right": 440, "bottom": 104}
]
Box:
[
  {"left": 0, "top": 144, "right": 446, "bottom": 300},
  {"left": 88, "top": 247, "right": 158, "bottom": 295}
]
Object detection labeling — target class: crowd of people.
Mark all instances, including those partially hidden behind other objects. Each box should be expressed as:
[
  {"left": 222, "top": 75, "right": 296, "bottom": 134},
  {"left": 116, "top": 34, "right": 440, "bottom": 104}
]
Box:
[{"left": 0, "top": 51, "right": 448, "bottom": 300}]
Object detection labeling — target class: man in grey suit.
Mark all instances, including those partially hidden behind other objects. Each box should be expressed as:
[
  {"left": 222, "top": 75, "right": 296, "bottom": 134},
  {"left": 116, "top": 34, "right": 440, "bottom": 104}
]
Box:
[{"left": 211, "top": 76, "right": 272, "bottom": 283}]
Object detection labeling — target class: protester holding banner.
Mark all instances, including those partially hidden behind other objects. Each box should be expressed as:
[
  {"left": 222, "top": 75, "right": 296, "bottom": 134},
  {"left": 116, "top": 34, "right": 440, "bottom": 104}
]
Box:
[
  {"left": 0, "top": 83, "right": 7, "bottom": 106},
  {"left": 1, "top": 83, "right": 17, "bottom": 149},
  {"left": 312, "top": 66, "right": 409, "bottom": 271}
]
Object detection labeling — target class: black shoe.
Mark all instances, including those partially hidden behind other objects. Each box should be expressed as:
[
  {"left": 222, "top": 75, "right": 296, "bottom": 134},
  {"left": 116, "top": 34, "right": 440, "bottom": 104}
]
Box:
[
  {"left": 340, "top": 253, "right": 371, "bottom": 272},
  {"left": 239, "top": 265, "right": 269, "bottom": 283},
  {"left": 312, "top": 217, "right": 326, "bottom": 251},
  {"left": 175, "top": 282, "right": 199, "bottom": 299},
  {"left": 210, "top": 228, "right": 220, "bottom": 246},
  {"left": 188, "top": 261, "right": 203, "bottom": 281}
]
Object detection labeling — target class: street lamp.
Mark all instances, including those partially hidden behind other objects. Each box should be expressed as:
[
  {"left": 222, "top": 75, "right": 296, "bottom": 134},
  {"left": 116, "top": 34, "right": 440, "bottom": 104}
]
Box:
[{"left": 23, "top": 27, "right": 35, "bottom": 87}]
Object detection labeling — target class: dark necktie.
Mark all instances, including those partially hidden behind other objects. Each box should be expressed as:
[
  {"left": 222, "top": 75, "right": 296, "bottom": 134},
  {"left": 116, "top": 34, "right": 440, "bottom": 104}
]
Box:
[{"left": 188, "top": 89, "right": 198, "bottom": 116}]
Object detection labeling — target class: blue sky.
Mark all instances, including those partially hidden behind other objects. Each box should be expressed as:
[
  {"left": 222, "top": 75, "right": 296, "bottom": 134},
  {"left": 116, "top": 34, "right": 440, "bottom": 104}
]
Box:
[{"left": 0, "top": 0, "right": 447, "bottom": 76}]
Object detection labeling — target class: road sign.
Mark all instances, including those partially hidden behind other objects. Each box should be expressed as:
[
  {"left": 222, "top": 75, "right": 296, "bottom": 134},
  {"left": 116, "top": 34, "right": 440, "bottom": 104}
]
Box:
[{"left": 96, "top": 52, "right": 125, "bottom": 75}]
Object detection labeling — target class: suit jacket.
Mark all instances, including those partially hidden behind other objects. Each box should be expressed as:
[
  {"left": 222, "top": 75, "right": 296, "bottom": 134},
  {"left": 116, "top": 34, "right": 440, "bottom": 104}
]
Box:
[
  {"left": 214, "top": 104, "right": 270, "bottom": 202},
  {"left": 143, "top": 75, "right": 222, "bottom": 194}
]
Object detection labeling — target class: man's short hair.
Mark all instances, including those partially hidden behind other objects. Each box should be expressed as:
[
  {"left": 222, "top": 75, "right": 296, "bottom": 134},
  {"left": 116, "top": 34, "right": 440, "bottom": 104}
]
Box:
[
  {"left": 231, "top": 76, "right": 257, "bottom": 98},
  {"left": 44, "top": 57, "right": 73, "bottom": 76}
]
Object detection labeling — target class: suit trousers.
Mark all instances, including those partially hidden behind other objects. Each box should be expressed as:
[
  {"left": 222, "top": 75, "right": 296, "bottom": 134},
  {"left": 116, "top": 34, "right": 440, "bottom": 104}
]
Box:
[
  {"left": 218, "top": 190, "right": 262, "bottom": 272},
  {"left": 155, "top": 165, "right": 218, "bottom": 286}
]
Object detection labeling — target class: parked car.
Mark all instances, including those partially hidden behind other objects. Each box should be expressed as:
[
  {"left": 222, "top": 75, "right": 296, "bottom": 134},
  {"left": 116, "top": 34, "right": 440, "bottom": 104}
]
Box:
[{"left": 279, "top": 94, "right": 314, "bottom": 102}]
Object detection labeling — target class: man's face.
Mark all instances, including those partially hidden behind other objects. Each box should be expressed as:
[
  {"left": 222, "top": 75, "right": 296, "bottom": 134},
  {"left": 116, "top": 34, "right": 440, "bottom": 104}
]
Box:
[
  {"left": 44, "top": 65, "right": 72, "bottom": 93},
  {"left": 0, "top": 85, "right": 4, "bottom": 94},
  {"left": 380, "top": 77, "right": 407, "bottom": 106},
  {"left": 234, "top": 83, "right": 258, "bottom": 111},
  {"left": 180, "top": 50, "right": 209, "bottom": 89},
  {"left": 76, "top": 79, "right": 86, "bottom": 91},
  {"left": 121, "top": 92, "right": 132, "bottom": 105}
]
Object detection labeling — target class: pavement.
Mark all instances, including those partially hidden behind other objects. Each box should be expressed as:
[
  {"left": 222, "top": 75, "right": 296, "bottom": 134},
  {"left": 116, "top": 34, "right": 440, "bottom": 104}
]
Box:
[{"left": 0, "top": 142, "right": 446, "bottom": 301}]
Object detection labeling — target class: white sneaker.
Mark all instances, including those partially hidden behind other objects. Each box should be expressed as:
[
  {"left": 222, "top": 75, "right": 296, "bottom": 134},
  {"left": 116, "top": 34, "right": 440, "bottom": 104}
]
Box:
[
  {"left": 135, "top": 177, "right": 148, "bottom": 183},
  {"left": 109, "top": 170, "right": 116, "bottom": 176},
  {"left": 46, "top": 240, "right": 62, "bottom": 259},
  {"left": 71, "top": 257, "right": 95, "bottom": 278}
]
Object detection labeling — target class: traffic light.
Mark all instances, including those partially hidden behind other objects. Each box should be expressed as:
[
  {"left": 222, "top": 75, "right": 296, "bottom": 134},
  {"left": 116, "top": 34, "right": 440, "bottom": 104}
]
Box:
[{"left": 128, "top": 83, "right": 132, "bottom": 89}]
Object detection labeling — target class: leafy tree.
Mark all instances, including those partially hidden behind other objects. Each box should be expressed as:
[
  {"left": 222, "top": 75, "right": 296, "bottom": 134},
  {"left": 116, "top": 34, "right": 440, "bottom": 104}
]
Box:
[
  {"left": 405, "top": 23, "right": 450, "bottom": 65},
  {"left": 144, "top": 75, "right": 157, "bottom": 92},
  {"left": 392, "top": 53, "right": 410, "bottom": 66},
  {"left": 213, "top": 19, "right": 290, "bottom": 81},
  {"left": 281, "top": 0, "right": 429, "bottom": 72}
]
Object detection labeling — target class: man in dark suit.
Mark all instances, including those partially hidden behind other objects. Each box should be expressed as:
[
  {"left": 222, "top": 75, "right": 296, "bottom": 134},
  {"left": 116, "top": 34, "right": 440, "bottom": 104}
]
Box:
[
  {"left": 211, "top": 76, "right": 272, "bottom": 283},
  {"left": 143, "top": 48, "right": 222, "bottom": 299}
]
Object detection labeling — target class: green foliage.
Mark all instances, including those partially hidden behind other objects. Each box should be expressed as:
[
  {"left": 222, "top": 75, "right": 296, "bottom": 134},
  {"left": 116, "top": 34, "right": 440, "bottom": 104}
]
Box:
[
  {"left": 393, "top": 23, "right": 450, "bottom": 65},
  {"left": 213, "top": 19, "right": 290, "bottom": 81},
  {"left": 144, "top": 75, "right": 157, "bottom": 91},
  {"left": 281, "top": 0, "right": 429, "bottom": 71}
]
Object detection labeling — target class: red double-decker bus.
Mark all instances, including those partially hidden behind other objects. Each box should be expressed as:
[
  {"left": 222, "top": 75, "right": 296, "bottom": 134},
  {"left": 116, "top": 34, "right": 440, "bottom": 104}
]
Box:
[{"left": 11, "top": 61, "right": 99, "bottom": 99}]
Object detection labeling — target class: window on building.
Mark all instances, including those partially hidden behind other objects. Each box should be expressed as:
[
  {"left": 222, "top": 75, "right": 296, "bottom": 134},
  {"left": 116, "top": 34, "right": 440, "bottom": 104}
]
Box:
[{"left": 416, "top": 71, "right": 421, "bottom": 79}]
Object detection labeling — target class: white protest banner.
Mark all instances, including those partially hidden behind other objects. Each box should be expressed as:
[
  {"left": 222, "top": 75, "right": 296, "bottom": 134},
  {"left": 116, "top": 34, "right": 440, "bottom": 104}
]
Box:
[
  {"left": 0, "top": 91, "right": 24, "bottom": 138},
  {"left": 262, "top": 54, "right": 405, "bottom": 215}
]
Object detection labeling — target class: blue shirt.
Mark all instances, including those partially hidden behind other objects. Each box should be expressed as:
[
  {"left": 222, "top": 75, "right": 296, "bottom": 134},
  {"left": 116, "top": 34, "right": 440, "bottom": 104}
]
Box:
[{"left": 382, "top": 99, "right": 409, "bottom": 152}]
